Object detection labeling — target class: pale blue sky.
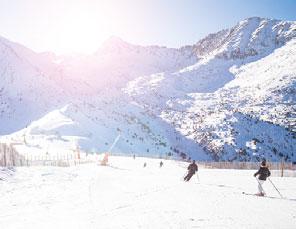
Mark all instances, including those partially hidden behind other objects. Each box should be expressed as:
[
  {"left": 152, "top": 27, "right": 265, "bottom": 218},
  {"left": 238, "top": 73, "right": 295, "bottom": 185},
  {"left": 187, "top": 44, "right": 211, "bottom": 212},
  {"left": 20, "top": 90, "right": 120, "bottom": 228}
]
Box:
[{"left": 0, "top": 0, "right": 295, "bottom": 54}]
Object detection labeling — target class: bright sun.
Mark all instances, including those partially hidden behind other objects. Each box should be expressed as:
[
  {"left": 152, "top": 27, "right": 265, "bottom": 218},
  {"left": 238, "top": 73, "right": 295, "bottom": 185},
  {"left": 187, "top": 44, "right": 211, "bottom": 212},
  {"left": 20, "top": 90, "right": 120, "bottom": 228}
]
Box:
[
  {"left": 39, "top": 1, "right": 135, "bottom": 54},
  {"left": 54, "top": 5, "right": 112, "bottom": 54}
]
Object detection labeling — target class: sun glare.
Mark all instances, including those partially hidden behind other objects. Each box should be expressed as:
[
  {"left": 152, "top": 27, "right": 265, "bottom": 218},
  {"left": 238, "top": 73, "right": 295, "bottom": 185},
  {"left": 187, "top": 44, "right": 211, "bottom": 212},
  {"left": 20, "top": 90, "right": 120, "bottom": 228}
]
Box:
[{"left": 54, "top": 6, "right": 112, "bottom": 54}]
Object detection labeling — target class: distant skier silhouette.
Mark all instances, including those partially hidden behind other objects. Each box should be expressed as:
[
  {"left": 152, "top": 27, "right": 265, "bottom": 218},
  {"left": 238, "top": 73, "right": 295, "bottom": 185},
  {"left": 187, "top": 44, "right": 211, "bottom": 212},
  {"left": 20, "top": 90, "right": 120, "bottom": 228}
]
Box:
[
  {"left": 101, "top": 153, "right": 109, "bottom": 166},
  {"left": 160, "top": 161, "right": 164, "bottom": 168},
  {"left": 184, "top": 160, "right": 198, "bottom": 181},
  {"left": 143, "top": 162, "right": 147, "bottom": 168}
]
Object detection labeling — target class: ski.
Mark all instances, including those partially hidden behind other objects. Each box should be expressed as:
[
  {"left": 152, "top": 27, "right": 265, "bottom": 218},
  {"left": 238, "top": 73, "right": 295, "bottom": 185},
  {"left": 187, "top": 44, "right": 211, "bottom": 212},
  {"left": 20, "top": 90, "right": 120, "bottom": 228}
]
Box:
[
  {"left": 242, "top": 192, "right": 295, "bottom": 201},
  {"left": 242, "top": 192, "right": 265, "bottom": 197}
]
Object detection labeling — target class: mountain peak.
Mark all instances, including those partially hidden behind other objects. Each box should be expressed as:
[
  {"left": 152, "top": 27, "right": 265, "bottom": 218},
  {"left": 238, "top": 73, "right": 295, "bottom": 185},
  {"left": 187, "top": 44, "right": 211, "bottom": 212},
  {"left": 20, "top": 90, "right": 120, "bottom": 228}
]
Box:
[
  {"left": 193, "top": 16, "right": 296, "bottom": 58},
  {"left": 103, "top": 36, "right": 126, "bottom": 44},
  {"left": 100, "top": 36, "right": 132, "bottom": 50},
  {"left": 243, "top": 16, "right": 265, "bottom": 22}
]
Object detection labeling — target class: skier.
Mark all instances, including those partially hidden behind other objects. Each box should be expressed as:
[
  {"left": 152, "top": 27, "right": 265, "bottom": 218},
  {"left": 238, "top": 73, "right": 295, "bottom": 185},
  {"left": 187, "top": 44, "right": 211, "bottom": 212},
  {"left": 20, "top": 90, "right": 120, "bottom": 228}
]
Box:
[
  {"left": 254, "top": 159, "right": 271, "bottom": 196},
  {"left": 184, "top": 160, "right": 198, "bottom": 181},
  {"left": 143, "top": 162, "right": 147, "bottom": 168},
  {"left": 160, "top": 161, "right": 163, "bottom": 168}
]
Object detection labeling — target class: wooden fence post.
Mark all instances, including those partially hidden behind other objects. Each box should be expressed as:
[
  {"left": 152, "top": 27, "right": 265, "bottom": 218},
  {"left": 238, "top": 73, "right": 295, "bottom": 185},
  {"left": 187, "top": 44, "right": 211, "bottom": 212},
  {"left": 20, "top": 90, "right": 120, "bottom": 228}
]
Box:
[
  {"left": 281, "top": 158, "right": 284, "bottom": 178},
  {"left": 4, "top": 145, "right": 7, "bottom": 167}
]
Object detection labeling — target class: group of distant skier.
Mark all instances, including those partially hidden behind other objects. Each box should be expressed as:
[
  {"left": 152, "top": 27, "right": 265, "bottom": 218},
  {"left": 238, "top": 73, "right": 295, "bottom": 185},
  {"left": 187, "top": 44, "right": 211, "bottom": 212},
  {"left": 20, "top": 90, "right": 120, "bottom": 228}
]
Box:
[
  {"left": 183, "top": 158, "right": 271, "bottom": 196},
  {"left": 136, "top": 153, "right": 272, "bottom": 197},
  {"left": 142, "top": 160, "right": 164, "bottom": 168}
]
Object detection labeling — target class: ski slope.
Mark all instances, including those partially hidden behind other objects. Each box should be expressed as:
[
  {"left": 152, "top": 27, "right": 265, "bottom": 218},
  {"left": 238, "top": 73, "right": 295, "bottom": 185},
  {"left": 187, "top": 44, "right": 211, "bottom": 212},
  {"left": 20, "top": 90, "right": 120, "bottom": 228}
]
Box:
[{"left": 1, "top": 156, "right": 296, "bottom": 229}]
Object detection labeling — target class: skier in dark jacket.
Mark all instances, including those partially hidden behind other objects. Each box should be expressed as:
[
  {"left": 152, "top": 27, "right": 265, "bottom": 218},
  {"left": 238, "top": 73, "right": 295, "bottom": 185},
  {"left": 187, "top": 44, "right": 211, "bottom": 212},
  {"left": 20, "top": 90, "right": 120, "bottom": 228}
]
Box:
[
  {"left": 184, "top": 160, "right": 198, "bottom": 181},
  {"left": 254, "top": 159, "right": 271, "bottom": 196}
]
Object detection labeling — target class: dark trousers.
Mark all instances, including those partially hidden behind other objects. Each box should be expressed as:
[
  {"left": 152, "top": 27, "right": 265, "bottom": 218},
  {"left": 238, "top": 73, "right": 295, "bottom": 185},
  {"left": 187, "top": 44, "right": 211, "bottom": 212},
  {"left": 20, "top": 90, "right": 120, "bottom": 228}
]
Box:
[{"left": 184, "top": 172, "right": 195, "bottom": 181}]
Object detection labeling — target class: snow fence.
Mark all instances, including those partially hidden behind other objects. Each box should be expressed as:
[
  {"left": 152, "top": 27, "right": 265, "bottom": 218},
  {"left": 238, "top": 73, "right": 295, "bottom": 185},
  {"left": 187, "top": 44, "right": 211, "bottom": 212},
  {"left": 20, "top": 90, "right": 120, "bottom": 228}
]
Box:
[{"left": 0, "top": 143, "right": 25, "bottom": 167}]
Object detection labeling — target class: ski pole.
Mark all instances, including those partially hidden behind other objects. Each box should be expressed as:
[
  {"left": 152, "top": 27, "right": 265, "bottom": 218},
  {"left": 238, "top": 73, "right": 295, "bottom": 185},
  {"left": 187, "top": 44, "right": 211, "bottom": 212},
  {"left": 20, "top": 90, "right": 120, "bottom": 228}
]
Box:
[
  {"left": 196, "top": 172, "right": 200, "bottom": 182},
  {"left": 268, "top": 178, "right": 283, "bottom": 198},
  {"left": 182, "top": 172, "right": 187, "bottom": 180},
  {"left": 255, "top": 177, "right": 266, "bottom": 194}
]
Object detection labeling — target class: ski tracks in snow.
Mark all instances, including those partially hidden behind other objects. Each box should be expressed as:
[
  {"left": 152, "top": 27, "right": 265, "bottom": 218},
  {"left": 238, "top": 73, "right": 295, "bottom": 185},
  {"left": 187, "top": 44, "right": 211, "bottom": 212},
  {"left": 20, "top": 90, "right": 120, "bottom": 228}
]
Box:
[{"left": 2, "top": 157, "right": 296, "bottom": 228}]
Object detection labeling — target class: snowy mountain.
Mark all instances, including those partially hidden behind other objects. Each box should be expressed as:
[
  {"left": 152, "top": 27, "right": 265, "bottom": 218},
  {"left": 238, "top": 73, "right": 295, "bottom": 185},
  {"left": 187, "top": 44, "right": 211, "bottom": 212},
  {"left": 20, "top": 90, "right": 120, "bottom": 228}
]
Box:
[
  {"left": 0, "top": 17, "right": 296, "bottom": 162},
  {"left": 124, "top": 17, "right": 296, "bottom": 161},
  {"left": 0, "top": 36, "right": 66, "bottom": 134},
  {"left": 54, "top": 36, "right": 197, "bottom": 95},
  {"left": 0, "top": 35, "right": 204, "bottom": 160},
  {"left": 194, "top": 17, "right": 296, "bottom": 59}
]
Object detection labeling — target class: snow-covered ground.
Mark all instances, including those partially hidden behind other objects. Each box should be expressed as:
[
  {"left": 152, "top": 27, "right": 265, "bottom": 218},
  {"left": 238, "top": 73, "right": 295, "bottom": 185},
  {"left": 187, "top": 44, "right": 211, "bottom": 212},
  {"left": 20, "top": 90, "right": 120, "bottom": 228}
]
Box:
[{"left": 1, "top": 156, "right": 296, "bottom": 229}]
